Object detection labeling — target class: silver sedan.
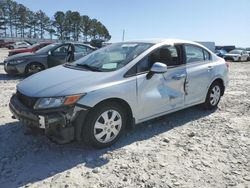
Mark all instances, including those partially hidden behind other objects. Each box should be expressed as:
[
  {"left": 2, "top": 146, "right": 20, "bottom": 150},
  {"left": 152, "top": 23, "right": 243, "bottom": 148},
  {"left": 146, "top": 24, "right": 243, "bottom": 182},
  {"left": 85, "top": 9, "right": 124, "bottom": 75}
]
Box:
[{"left": 9, "top": 39, "right": 229, "bottom": 148}]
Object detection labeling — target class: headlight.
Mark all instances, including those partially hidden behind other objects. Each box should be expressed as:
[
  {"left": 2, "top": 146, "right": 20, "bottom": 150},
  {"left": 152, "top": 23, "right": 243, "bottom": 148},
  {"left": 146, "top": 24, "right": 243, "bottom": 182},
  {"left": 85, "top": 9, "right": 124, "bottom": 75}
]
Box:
[
  {"left": 34, "top": 94, "right": 85, "bottom": 109},
  {"left": 8, "top": 59, "right": 26, "bottom": 65}
]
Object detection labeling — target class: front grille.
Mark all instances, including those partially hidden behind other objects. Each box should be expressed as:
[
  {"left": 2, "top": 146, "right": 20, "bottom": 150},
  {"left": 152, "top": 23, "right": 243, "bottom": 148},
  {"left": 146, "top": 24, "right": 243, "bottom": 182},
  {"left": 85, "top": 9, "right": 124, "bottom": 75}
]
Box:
[{"left": 16, "top": 91, "right": 38, "bottom": 109}]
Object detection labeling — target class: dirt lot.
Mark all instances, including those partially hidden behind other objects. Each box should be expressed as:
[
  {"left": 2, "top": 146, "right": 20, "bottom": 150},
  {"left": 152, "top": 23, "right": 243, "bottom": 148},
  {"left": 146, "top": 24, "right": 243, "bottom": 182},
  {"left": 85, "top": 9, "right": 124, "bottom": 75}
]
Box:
[{"left": 0, "top": 48, "right": 249, "bottom": 188}]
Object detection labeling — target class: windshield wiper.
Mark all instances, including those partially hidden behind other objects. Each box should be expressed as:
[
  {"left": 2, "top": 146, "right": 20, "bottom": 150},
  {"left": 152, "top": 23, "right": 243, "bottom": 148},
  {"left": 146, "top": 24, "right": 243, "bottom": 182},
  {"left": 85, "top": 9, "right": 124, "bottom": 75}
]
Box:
[{"left": 75, "top": 64, "right": 102, "bottom": 72}]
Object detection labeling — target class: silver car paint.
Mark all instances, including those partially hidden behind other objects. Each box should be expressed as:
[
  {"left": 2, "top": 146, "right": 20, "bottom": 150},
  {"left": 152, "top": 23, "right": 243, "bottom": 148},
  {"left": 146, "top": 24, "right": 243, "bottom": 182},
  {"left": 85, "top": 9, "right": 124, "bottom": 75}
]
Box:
[{"left": 17, "top": 39, "right": 229, "bottom": 124}]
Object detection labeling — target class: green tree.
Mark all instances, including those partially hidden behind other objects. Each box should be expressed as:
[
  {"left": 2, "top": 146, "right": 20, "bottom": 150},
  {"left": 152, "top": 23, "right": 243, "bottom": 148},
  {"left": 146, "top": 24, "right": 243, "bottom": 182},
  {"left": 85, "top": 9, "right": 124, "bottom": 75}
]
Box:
[
  {"left": 26, "top": 10, "right": 36, "bottom": 38},
  {"left": 16, "top": 4, "right": 28, "bottom": 38},
  {"left": 53, "top": 11, "right": 65, "bottom": 40},
  {"left": 70, "top": 11, "right": 81, "bottom": 41},
  {"left": 0, "top": 1, "right": 8, "bottom": 37},
  {"left": 80, "top": 15, "right": 92, "bottom": 41},
  {"left": 35, "top": 10, "right": 50, "bottom": 39}
]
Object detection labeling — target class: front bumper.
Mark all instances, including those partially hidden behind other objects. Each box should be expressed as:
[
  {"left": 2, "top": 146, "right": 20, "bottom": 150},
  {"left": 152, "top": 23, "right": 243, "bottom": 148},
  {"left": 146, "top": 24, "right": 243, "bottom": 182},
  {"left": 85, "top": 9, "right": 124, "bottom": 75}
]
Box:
[
  {"left": 4, "top": 61, "right": 26, "bottom": 75},
  {"left": 9, "top": 94, "right": 90, "bottom": 143}
]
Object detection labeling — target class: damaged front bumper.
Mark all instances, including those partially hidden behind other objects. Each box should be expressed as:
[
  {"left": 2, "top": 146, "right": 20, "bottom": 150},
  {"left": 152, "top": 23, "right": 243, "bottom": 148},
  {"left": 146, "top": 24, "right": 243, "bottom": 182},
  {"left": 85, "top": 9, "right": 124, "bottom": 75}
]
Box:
[{"left": 9, "top": 94, "right": 90, "bottom": 143}]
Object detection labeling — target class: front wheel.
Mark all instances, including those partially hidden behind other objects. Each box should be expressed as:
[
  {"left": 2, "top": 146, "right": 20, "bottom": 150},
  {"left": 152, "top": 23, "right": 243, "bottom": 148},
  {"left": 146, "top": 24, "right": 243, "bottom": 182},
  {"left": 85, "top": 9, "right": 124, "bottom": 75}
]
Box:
[
  {"left": 203, "top": 81, "right": 222, "bottom": 110},
  {"left": 82, "top": 102, "right": 127, "bottom": 148},
  {"left": 25, "top": 63, "right": 44, "bottom": 76}
]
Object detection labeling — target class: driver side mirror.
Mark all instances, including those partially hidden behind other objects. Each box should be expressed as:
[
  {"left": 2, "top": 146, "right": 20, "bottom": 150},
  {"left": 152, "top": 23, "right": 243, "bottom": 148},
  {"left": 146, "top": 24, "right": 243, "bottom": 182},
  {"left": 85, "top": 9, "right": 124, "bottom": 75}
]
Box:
[{"left": 146, "top": 62, "right": 168, "bottom": 79}]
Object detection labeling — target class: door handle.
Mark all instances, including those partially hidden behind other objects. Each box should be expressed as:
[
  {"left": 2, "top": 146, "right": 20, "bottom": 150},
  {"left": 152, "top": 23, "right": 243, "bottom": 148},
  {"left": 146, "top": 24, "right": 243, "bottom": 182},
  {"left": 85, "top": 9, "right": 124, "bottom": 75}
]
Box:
[
  {"left": 172, "top": 74, "right": 186, "bottom": 80},
  {"left": 208, "top": 65, "right": 214, "bottom": 70}
]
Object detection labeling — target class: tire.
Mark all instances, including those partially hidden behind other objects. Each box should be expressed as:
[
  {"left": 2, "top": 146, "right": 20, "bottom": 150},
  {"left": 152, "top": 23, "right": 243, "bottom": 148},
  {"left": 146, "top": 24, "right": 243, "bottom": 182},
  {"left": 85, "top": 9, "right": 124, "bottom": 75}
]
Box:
[
  {"left": 203, "top": 81, "right": 222, "bottom": 110},
  {"left": 224, "top": 57, "right": 233, "bottom": 62},
  {"left": 25, "top": 63, "right": 44, "bottom": 76},
  {"left": 82, "top": 102, "right": 127, "bottom": 148}
]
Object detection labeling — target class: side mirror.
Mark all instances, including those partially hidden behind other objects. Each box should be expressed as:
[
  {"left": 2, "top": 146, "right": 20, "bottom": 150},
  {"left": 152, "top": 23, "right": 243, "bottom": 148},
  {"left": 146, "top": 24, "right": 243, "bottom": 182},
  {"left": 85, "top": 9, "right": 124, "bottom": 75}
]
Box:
[
  {"left": 146, "top": 62, "right": 168, "bottom": 79},
  {"left": 48, "top": 51, "right": 51, "bottom": 55}
]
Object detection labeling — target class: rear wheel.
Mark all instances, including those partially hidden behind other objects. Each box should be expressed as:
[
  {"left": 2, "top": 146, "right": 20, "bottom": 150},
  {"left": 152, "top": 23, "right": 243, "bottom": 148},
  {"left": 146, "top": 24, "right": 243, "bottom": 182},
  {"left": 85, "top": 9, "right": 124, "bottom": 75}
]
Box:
[
  {"left": 25, "top": 63, "right": 44, "bottom": 76},
  {"left": 203, "top": 81, "right": 222, "bottom": 109},
  {"left": 224, "top": 57, "right": 233, "bottom": 62},
  {"left": 82, "top": 102, "right": 126, "bottom": 148}
]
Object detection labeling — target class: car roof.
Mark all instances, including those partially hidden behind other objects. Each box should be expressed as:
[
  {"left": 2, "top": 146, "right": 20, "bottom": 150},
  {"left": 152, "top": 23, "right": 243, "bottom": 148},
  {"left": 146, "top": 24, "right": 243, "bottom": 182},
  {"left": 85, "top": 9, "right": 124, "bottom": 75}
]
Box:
[{"left": 122, "top": 38, "right": 204, "bottom": 46}]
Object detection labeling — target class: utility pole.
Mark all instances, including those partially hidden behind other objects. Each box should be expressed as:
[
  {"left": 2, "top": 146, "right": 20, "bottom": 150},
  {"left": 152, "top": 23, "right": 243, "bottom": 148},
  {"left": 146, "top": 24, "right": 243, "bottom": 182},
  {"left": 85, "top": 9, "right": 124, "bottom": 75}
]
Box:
[{"left": 122, "top": 29, "right": 125, "bottom": 41}]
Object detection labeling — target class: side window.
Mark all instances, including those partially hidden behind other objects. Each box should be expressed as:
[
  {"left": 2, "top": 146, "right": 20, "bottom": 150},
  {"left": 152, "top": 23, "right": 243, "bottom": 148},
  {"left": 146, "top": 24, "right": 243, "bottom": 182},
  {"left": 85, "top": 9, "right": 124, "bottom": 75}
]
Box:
[
  {"left": 137, "top": 45, "right": 181, "bottom": 72},
  {"left": 185, "top": 45, "right": 211, "bottom": 63},
  {"left": 53, "top": 45, "right": 69, "bottom": 55},
  {"left": 150, "top": 46, "right": 180, "bottom": 67},
  {"left": 185, "top": 45, "right": 204, "bottom": 63},
  {"left": 75, "top": 45, "right": 94, "bottom": 54},
  {"left": 75, "top": 45, "right": 88, "bottom": 53},
  {"left": 125, "top": 45, "right": 182, "bottom": 77},
  {"left": 203, "top": 50, "right": 210, "bottom": 61},
  {"left": 137, "top": 56, "right": 150, "bottom": 73}
]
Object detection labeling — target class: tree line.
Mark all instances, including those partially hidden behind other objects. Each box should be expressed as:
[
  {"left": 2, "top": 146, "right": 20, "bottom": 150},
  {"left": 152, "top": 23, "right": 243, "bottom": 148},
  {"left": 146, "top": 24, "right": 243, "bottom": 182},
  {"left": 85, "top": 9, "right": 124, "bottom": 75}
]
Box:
[{"left": 0, "top": 0, "right": 111, "bottom": 41}]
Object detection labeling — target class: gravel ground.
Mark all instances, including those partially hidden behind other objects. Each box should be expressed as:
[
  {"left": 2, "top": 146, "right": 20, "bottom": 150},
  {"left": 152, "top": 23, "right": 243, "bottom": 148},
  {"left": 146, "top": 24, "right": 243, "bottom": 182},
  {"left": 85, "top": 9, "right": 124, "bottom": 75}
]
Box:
[{"left": 0, "top": 48, "right": 249, "bottom": 188}]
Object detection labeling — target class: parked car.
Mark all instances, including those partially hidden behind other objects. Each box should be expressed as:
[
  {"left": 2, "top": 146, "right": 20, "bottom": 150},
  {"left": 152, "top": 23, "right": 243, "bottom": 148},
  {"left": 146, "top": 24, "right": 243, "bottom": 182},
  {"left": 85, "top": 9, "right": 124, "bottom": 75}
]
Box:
[
  {"left": 7, "top": 41, "right": 31, "bottom": 49},
  {"left": 8, "top": 42, "right": 52, "bottom": 56},
  {"left": 215, "top": 49, "right": 227, "bottom": 58},
  {"left": 246, "top": 48, "right": 250, "bottom": 61},
  {"left": 9, "top": 39, "right": 229, "bottom": 148},
  {"left": 223, "top": 49, "right": 249, "bottom": 62},
  {"left": 4, "top": 42, "right": 95, "bottom": 76},
  {"left": 0, "top": 39, "right": 5, "bottom": 48},
  {"left": 1, "top": 41, "right": 15, "bottom": 48}
]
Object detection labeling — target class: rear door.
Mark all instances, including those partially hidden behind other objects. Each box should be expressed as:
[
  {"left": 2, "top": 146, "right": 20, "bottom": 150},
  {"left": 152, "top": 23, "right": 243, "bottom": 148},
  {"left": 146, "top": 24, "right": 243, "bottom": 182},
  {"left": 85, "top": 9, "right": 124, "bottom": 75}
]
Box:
[
  {"left": 184, "top": 44, "right": 213, "bottom": 105},
  {"left": 136, "top": 45, "right": 186, "bottom": 120}
]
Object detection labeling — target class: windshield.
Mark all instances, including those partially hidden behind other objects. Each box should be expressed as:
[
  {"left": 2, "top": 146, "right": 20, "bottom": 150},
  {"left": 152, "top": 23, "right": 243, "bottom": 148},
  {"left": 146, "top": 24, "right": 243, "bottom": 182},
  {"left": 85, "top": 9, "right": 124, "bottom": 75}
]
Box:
[
  {"left": 72, "top": 42, "right": 153, "bottom": 72},
  {"left": 35, "top": 43, "right": 58, "bottom": 54},
  {"left": 229, "top": 50, "right": 241, "bottom": 54}
]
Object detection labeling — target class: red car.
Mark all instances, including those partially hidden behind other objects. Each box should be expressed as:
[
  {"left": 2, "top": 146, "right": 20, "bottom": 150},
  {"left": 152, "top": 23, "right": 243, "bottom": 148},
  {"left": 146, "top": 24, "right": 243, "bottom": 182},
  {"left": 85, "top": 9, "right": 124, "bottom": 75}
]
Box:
[
  {"left": 8, "top": 42, "right": 52, "bottom": 56},
  {"left": 1, "top": 41, "right": 15, "bottom": 48}
]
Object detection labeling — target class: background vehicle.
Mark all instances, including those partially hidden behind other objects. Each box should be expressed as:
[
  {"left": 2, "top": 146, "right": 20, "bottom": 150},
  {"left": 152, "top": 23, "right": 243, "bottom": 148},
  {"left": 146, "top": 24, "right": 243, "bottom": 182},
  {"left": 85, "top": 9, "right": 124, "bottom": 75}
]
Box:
[
  {"left": 224, "top": 49, "right": 249, "bottom": 62},
  {"left": 9, "top": 39, "right": 229, "bottom": 148},
  {"left": 7, "top": 41, "right": 31, "bottom": 49},
  {"left": 0, "top": 39, "right": 5, "bottom": 48},
  {"left": 246, "top": 48, "right": 250, "bottom": 61},
  {"left": 4, "top": 42, "right": 95, "bottom": 76},
  {"left": 8, "top": 42, "right": 52, "bottom": 56},
  {"left": 215, "top": 49, "right": 227, "bottom": 58},
  {"left": 1, "top": 41, "right": 15, "bottom": 48}
]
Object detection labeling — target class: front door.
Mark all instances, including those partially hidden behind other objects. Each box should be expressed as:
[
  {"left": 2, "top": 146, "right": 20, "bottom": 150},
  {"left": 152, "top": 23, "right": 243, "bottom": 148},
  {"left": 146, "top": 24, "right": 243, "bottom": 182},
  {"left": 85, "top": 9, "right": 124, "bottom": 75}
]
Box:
[
  {"left": 136, "top": 45, "right": 186, "bottom": 120},
  {"left": 48, "top": 44, "right": 70, "bottom": 68}
]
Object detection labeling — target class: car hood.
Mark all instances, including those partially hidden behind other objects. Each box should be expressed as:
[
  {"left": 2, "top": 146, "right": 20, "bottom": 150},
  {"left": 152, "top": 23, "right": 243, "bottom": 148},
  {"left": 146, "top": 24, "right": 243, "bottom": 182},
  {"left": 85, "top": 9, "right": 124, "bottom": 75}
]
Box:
[
  {"left": 225, "top": 53, "right": 240, "bottom": 57},
  {"left": 17, "top": 65, "right": 119, "bottom": 97},
  {"left": 5, "top": 52, "right": 36, "bottom": 61},
  {"left": 5, "top": 52, "right": 46, "bottom": 61}
]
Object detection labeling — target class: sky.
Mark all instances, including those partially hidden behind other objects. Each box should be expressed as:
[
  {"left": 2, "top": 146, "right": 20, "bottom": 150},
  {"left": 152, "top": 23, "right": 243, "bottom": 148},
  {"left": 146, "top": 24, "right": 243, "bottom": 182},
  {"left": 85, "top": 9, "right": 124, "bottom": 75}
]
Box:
[{"left": 17, "top": 0, "right": 250, "bottom": 47}]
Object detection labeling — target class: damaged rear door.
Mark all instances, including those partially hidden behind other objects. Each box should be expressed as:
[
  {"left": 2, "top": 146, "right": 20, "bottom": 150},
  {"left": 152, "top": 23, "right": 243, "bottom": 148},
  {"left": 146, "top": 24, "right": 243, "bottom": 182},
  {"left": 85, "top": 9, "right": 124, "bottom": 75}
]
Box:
[{"left": 136, "top": 45, "right": 186, "bottom": 120}]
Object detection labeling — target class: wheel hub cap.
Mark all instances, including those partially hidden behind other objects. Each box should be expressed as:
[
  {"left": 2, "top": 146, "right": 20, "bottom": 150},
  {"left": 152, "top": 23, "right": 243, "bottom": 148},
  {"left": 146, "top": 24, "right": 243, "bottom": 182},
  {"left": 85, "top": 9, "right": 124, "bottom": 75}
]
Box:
[
  {"left": 94, "top": 110, "right": 122, "bottom": 143},
  {"left": 210, "top": 85, "right": 221, "bottom": 106}
]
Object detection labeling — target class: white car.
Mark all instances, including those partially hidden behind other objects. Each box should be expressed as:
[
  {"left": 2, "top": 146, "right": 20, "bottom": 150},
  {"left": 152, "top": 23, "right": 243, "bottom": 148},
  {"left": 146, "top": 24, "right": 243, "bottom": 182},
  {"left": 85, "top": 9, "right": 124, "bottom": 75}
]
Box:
[
  {"left": 246, "top": 48, "right": 250, "bottom": 61},
  {"left": 224, "top": 49, "right": 249, "bottom": 62},
  {"left": 8, "top": 42, "right": 30, "bottom": 49}
]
